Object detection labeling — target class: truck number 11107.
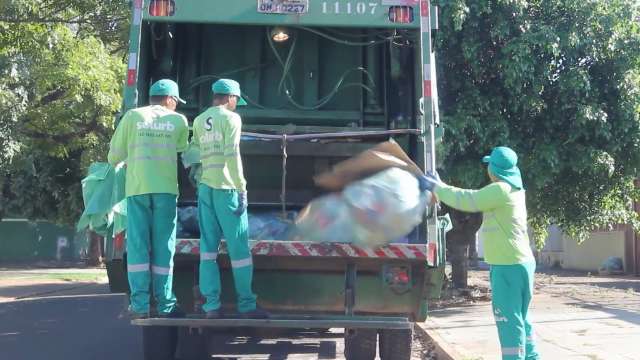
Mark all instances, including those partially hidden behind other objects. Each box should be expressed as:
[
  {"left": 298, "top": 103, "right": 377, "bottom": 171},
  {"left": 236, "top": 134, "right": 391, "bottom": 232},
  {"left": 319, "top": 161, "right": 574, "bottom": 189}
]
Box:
[{"left": 321, "top": 2, "right": 379, "bottom": 15}]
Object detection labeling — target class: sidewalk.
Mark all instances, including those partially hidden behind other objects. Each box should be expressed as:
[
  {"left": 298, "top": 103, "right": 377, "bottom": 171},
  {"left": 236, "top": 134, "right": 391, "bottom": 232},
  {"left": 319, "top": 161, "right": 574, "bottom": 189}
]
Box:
[
  {"left": 420, "top": 270, "right": 640, "bottom": 360},
  {"left": 0, "top": 267, "right": 107, "bottom": 302}
]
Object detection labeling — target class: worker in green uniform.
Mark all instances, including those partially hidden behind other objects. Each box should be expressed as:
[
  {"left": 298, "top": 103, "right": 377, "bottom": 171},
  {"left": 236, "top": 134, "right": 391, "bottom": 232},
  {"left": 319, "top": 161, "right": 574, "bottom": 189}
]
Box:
[
  {"left": 190, "top": 79, "right": 268, "bottom": 319},
  {"left": 108, "top": 79, "right": 189, "bottom": 319},
  {"left": 419, "top": 146, "right": 539, "bottom": 360}
]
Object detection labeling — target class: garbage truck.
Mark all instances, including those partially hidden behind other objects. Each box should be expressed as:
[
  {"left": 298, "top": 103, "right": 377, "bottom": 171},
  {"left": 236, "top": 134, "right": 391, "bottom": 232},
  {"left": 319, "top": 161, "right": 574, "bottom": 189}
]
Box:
[{"left": 104, "top": 0, "right": 447, "bottom": 359}]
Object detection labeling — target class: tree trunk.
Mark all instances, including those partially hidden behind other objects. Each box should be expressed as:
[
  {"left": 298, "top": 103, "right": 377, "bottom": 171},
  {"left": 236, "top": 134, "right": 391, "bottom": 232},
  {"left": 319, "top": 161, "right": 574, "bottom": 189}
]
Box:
[
  {"left": 441, "top": 205, "right": 483, "bottom": 289},
  {"left": 469, "top": 235, "right": 479, "bottom": 268},
  {"left": 449, "top": 242, "right": 469, "bottom": 288}
]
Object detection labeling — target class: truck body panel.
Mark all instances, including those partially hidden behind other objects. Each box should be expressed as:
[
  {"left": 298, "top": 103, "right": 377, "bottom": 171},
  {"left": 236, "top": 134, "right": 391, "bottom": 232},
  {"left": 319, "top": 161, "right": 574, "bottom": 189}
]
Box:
[{"left": 107, "top": 0, "right": 445, "bottom": 329}]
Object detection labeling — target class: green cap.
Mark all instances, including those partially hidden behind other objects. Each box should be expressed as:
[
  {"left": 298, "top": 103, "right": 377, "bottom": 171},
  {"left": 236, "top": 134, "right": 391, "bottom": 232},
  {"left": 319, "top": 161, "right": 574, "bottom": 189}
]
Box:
[
  {"left": 149, "top": 79, "right": 186, "bottom": 104},
  {"left": 482, "top": 146, "right": 524, "bottom": 190},
  {"left": 212, "top": 79, "right": 248, "bottom": 106}
]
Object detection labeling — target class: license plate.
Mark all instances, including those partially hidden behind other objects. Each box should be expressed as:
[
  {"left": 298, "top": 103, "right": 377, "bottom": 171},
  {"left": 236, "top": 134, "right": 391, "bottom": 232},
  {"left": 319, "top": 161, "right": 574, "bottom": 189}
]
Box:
[{"left": 257, "top": 0, "right": 309, "bottom": 14}]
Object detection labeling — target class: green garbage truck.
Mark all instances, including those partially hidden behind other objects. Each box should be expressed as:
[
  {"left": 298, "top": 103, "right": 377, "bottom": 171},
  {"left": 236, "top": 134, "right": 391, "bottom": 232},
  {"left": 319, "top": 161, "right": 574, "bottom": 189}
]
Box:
[{"left": 104, "top": 0, "right": 447, "bottom": 359}]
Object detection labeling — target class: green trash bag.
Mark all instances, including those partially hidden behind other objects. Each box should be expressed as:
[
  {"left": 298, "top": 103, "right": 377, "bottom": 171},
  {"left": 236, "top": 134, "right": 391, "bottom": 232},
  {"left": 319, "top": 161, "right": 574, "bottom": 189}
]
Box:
[{"left": 77, "top": 162, "right": 127, "bottom": 236}]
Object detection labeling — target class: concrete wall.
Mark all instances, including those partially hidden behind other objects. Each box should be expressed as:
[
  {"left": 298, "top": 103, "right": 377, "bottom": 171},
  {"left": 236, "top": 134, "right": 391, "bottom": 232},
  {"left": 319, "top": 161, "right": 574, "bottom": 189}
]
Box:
[
  {"left": 562, "top": 231, "right": 627, "bottom": 271},
  {"left": 539, "top": 226, "right": 629, "bottom": 272}
]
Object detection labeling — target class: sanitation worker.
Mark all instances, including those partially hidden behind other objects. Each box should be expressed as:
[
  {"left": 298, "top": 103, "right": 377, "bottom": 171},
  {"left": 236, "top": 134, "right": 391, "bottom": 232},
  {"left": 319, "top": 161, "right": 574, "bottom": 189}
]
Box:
[
  {"left": 419, "top": 146, "right": 539, "bottom": 360},
  {"left": 190, "top": 79, "right": 268, "bottom": 319},
  {"left": 108, "top": 79, "right": 189, "bottom": 319}
]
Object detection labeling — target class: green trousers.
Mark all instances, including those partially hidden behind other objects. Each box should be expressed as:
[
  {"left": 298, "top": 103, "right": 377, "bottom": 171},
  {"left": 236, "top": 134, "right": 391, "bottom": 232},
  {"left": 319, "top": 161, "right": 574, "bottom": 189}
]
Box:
[
  {"left": 126, "top": 193, "right": 178, "bottom": 315},
  {"left": 197, "top": 184, "right": 257, "bottom": 313},
  {"left": 490, "top": 262, "right": 539, "bottom": 360}
]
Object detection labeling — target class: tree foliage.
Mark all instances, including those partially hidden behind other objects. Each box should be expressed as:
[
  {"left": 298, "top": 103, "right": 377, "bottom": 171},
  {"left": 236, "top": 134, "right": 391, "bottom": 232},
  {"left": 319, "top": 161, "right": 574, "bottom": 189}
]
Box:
[
  {"left": 435, "top": 0, "right": 640, "bottom": 246},
  {"left": 0, "top": 0, "right": 127, "bottom": 223}
]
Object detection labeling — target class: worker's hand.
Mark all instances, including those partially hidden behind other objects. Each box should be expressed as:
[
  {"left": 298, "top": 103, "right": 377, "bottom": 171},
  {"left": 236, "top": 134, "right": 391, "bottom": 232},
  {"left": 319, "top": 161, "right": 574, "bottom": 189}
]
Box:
[
  {"left": 235, "top": 192, "right": 248, "bottom": 216},
  {"left": 417, "top": 172, "right": 442, "bottom": 192}
]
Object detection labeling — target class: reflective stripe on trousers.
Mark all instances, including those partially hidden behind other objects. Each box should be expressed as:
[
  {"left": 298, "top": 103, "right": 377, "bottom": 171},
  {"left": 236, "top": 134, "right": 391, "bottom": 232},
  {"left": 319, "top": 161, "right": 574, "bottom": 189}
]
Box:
[
  {"left": 201, "top": 252, "right": 218, "bottom": 261},
  {"left": 128, "top": 263, "right": 149, "bottom": 272},
  {"left": 152, "top": 265, "right": 172, "bottom": 275},
  {"left": 231, "top": 257, "right": 252, "bottom": 268}
]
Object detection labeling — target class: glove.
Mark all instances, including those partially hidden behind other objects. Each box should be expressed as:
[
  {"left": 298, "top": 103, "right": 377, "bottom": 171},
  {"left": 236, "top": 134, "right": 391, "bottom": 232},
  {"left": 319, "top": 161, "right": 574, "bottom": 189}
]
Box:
[
  {"left": 417, "top": 171, "right": 442, "bottom": 192},
  {"left": 428, "top": 170, "right": 442, "bottom": 182},
  {"left": 187, "top": 163, "right": 202, "bottom": 189},
  {"left": 234, "top": 192, "right": 248, "bottom": 216}
]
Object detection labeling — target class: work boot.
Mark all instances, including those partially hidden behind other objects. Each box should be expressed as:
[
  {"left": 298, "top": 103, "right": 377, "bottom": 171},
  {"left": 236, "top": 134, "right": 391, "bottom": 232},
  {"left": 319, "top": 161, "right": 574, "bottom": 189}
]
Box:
[
  {"left": 238, "top": 306, "right": 270, "bottom": 319},
  {"left": 204, "top": 309, "right": 221, "bottom": 319},
  {"left": 128, "top": 311, "right": 149, "bottom": 320},
  {"left": 158, "top": 306, "right": 186, "bottom": 318}
]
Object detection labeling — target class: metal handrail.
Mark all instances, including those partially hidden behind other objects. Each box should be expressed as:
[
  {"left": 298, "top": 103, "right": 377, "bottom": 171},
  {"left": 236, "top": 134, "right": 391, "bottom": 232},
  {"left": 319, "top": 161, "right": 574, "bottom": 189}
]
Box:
[{"left": 242, "top": 128, "right": 422, "bottom": 141}]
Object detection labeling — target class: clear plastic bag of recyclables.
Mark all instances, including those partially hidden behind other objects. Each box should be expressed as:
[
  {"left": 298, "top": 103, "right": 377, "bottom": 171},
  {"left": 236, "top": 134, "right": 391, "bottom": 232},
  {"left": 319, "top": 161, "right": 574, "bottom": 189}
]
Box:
[
  {"left": 176, "top": 206, "right": 297, "bottom": 241},
  {"left": 295, "top": 167, "right": 431, "bottom": 248}
]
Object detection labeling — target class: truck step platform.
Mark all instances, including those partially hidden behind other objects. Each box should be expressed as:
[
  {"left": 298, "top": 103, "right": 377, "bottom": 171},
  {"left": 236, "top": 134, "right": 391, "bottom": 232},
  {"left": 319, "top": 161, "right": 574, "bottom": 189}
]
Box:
[{"left": 132, "top": 314, "right": 413, "bottom": 330}]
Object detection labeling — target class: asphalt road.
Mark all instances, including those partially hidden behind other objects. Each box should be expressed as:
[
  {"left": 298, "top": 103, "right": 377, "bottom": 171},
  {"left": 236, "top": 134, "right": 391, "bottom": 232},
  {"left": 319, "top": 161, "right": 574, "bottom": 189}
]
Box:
[
  {"left": 0, "top": 282, "right": 433, "bottom": 359},
  {"left": 0, "top": 283, "right": 347, "bottom": 360},
  {"left": 0, "top": 284, "right": 142, "bottom": 360}
]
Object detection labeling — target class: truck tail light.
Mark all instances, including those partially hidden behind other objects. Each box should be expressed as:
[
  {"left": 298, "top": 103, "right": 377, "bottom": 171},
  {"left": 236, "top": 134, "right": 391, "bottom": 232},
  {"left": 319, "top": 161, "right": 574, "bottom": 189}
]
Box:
[
  {"left": 114, "top": 231, "right": 125, "bottom": 252},
  {"left": 388, "top": 6, "right": 414, "bottom": 23},
  {"left": 383, "top": 265, "right": 412, "bottom": 294},
  {"left": 149, "top": 0, "right": 175, "bottom": 16}
]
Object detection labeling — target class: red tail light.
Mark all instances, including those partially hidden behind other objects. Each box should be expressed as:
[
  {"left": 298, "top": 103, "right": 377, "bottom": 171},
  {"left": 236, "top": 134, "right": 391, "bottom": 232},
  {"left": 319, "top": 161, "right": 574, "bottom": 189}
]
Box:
[
  {"left": 383, "top": 265, "right": 412, "bottom": 294},
  {"left": 114, "top": 231, "right": 125, "bottom": 252},
  {"left": 149, "top": 0, "right": 175, "bottom": 16},
  {"left": 396, "top": 271, "right": 410, "bottom": 284},
  {"left": 388, "top": 6, "right": 414, "bottom": 23}
]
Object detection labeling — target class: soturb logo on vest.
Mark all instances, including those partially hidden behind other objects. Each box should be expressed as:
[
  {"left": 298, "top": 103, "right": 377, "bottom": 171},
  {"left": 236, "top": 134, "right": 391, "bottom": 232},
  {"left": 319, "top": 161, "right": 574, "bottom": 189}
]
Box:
[
  {"left": 199, "top": 131, "right": 223, "bottom": 143},
  {"left": 137, "top": 121, "right": 175, "bottom": 131},
  {"left": 204, "top": 117, "right": 213, "bottom": 131}
]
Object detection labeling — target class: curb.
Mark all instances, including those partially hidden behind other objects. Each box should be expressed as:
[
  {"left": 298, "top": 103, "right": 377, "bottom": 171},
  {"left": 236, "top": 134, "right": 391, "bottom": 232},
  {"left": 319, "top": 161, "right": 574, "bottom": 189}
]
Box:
[{"left": 415, "top": 320, "right": 464, "bottom": 360}]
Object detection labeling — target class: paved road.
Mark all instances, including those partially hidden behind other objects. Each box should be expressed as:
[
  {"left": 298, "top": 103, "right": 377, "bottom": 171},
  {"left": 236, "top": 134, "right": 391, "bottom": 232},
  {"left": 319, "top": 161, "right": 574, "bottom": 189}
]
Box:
[
  {"left": 0, "top": 284, "right": 142, "bottom": 360},
  {"left": 0, "top": 282, "right": 431, "bottom": 359}
]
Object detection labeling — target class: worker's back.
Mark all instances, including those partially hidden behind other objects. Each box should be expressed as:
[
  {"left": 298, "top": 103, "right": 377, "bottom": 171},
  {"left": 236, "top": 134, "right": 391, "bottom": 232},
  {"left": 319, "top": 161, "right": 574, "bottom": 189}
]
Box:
[
  {"left": 192, "top": 105, "right": 246, "bottom": 191},
  {"left": 108, "top": 105, "right": 188, "bottom": 196}
]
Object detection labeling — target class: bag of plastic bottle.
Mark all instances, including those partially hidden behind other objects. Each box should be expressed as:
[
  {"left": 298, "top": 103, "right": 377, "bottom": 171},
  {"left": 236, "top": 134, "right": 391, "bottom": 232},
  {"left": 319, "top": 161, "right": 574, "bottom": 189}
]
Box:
[
  {"left": 343, "top": 167, "right": 430, "bottom": 247},
  {"left": 248, "top": 211, "right": 297, "bottom": 240},
  {"left": 295, "top": 168, "right": 431, "bottom": 248},
  {"left": 294, "top": 194, "right": 357, "bottom": 243}
]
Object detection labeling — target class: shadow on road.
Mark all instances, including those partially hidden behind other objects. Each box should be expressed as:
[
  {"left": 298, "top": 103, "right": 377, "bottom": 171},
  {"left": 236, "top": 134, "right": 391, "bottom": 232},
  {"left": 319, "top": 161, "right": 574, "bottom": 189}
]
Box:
[
  {"left": 204, "top": 329, "right": 340, "bottom": 359},
  {"left": 0, "top": 288, "right": 141, "bottom": 360},
  {"left": 0, "top": 284, "right": 347, "bottom": 359},
  {"left": 0, "top": 282, "right": 104, "bottom": 300}
]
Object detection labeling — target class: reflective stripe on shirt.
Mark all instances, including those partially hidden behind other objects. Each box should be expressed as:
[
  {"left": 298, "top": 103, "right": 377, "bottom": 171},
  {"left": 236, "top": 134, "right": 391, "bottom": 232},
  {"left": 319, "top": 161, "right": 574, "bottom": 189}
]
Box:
[
  {"left": 131, "top": 143, "right": 176, "bottom": 150},
  {"left": 202, "top": 164, "right": 225, "bottom": 170},
  {"left": 130, "top": 155, "right": 175, "bottom": 162}
]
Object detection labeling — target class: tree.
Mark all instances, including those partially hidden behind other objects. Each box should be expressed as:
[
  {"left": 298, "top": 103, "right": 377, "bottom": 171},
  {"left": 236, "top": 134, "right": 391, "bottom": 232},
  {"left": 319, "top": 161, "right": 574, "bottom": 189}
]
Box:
[
  {"left": 435, "top": 0, "right": 640, "bottom": 284},
  {"left": 442, "top": 204, "right": 482, "bottom": 288},
  {"left": 0, "top": 1, "right": 127, "bottom": 224}
]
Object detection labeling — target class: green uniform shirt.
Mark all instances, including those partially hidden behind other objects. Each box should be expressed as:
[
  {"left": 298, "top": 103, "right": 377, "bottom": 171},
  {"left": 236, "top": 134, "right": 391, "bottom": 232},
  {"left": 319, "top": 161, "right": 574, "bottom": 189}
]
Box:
[
  {"left": 190, "top": 106, "right": 247, "bottom": 192},
  {"left": 435, "top": 181, "right": 535, "bottom": 265},
  {"left": 107, "top": 105, "right": 188, "bottom": 197}
]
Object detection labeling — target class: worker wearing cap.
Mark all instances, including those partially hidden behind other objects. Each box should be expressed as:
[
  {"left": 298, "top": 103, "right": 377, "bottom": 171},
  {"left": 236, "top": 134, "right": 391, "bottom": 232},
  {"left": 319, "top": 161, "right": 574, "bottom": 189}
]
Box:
[
  {"left": 108, "top": 79, "right": 189, "bottom": 319},
  {"left": 419, "top": 147, "right": 539, "bottom": 360},
  {"left": 190, "top": 79, "right": 267, "bottom": 319}
]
